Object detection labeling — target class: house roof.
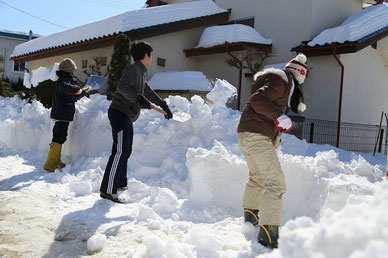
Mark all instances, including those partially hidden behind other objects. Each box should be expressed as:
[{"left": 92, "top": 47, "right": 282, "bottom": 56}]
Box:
[
  {"left": 148, "top": 71, "right": 213, "bottom": 91},
  {"left": 293, "top": 3, "right": 388, "bottom": 56},
  {"left": 0, "top": 30, "right": 39, "bottom": 41},
  {"left": 10, "top": 0, "right": 229, "bottom": 61},
  {"left": 195, "top": 24, "right": 272, "bottom": 48},
  {"left": 184, "top": 24, "right": 272, "bottom": 57}
]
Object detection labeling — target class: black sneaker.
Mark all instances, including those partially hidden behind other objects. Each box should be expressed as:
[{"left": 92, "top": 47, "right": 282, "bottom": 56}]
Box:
[
  {"left": 100, "top": 192, "right": 123, "bottom": 203},
  {"left": 118, "top": 186, "right": 128, "bottom": 191}
]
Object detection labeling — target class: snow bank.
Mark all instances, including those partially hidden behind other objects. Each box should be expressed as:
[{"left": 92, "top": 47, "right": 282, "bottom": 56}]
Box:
[
  {"left": 196, "top": 24, "right": 272, "bottom": 48},
  {"left": 206, "top": 79, "right": 236, "bottom": 107},
  {"left": 308, "top": 4, "right": 388, "bottom": 46},
  {"left": 23, "top": 63, "right": 59, "bottom": 88},
  {"left": 1, "top": 80, "right": 387, "bottom": 257},
  {"left": 148, "top": 71, "right": 212, "bottom": 92},
  {"left": 262, "top": 180, "right": 388, "bottom": 258}
]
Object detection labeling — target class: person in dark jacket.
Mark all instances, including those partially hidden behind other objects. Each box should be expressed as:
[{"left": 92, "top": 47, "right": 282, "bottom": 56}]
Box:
[
  {"left": 100, "top": 41, "right": 173, "bottom": 203},
  {"left": 237, "top": 54, "right": 308, "bottom": 248},
  {"left": 43, "top": 58, "right": 90, "bottom": 172}
]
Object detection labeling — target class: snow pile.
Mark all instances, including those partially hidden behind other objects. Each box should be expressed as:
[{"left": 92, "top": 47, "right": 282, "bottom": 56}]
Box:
[
  {"left": 87, "top": 233, "right": 106, "bottom": 254},
  {"left": 206, "top": 79, "right": 236, "bottom": 107},
  {"left": 148, "top": 71, "right": 213, "bottom": 92},
  {"left": 263, "top": 180, "right": 388, "bottom": 258},
  {"left": 11, "top": 0, "right": 228, "bottom": 58},
  {"left": 196, "top": 24, "right": 272, "bottom": 48},
  {"left": 23, "top": 63, "right": 59, "bottom": 88},
  {"left": 0, "top": 80, "right": 387, "bottom": 257},
  {"left": 308, "top": 4, "right": 388, "bottom": 46}
]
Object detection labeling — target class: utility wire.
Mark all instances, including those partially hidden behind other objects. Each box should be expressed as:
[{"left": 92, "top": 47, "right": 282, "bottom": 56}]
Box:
[{"left": 0, "top": 0, "right": 68, "bottom": 29}]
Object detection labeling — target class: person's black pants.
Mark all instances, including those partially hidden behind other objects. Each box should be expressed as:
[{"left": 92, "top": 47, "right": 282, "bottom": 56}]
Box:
[
  {"left": 52, "top": 121, "right": 70, "bottom": 144},
  {"left": 100, "top": 108, "right": 133, "bottom": 195}
]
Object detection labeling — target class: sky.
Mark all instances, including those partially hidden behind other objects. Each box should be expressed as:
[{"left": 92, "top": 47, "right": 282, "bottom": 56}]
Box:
[{"left": 0, "top": 0, "right": 145, "bottom": 36}]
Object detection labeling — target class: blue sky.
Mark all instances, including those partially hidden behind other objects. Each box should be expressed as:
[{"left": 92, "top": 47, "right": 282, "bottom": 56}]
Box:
[{"left": 0, "top": 0, "right": 145, "bottom": 36}]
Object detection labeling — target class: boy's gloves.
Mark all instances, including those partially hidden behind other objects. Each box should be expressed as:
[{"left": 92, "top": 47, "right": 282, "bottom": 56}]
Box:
[
  {"left": 276, "top": 114, "right": 292, "bottom": 133},
  {"left": 160, "top": 101, "right": 173, "bottom": 120},
  {"left": 137, "top": 94, "right": 151, "bottom": 109}
]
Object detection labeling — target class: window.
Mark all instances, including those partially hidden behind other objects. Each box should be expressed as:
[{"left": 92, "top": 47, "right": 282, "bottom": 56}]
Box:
[
  {"left": 13, "top": 62, "right": 25, "bottom": 72},
  {"left": 223, "top": 17, "right": 255, "bottom": 28},
  {"left": 157, "top": 58, "right": 166, "bottom": 67},
  {"left": 82, "top": 60, "right": 88, "bottom": 68}
]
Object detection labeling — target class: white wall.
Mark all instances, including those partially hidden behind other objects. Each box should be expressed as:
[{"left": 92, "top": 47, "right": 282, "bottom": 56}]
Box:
[
  {"left": 300, "top": 56, "right": 342, "bottom": 121},
  {"left": 341, "top": 45, "right": 388, "bottom": 125},
  {"left": 311, "top": 0, "right": 362, "bottom": 38},
  {"left": 0, "top": 36, "right": 28, "bottom": 83},
  {"left": 28, "top": 27, "right": 205, "bottom": 83}
]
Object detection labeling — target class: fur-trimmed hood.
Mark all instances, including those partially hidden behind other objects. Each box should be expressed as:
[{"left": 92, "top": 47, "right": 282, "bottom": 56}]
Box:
[
  {"left": 253, "top": 68, "right": 289, "bottom": 83},
  {"left": 253, "top": 67, "right": 306, "bottom": 113}
]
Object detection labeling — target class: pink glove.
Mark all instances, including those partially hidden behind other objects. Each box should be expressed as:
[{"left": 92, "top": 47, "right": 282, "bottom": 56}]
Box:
[{"left": 276, "top": 114, "right": 292, "bottom": 132}]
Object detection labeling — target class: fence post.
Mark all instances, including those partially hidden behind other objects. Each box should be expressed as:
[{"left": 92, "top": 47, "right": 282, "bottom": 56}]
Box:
[
  {"left": 309, "top": 123, "right": 314, "bottom": 143},
  {"left": 379, "top": 129, "right": 384, "bottom": 153}
]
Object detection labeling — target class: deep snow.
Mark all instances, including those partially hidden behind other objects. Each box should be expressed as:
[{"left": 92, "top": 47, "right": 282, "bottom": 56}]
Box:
[{"left": 0, "top": 81, "right": 387, "bottom": 257}]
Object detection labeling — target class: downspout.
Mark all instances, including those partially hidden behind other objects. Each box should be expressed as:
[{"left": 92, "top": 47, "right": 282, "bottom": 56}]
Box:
[
  {"left": 332, "top": 44, "right": 345, "bottom": 148},
  {"left": 225, "top": 43, "right": 243, "bottom": 110}
]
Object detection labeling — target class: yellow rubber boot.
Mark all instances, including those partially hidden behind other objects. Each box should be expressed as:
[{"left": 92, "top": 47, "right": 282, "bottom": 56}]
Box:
[
  {"left": 43, "top": 143, "right": 57, "bottom": 172},
  {"left": 53, "top": 142, "right": 66, "bottom": 168}
]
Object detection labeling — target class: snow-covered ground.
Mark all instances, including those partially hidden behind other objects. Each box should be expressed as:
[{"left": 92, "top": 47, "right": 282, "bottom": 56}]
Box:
[{"left": 0, "top": 81, "right": 387, "bottom": 257}]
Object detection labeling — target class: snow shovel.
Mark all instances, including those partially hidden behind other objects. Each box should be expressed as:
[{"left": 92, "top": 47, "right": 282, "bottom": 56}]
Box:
[{"left": 273, "top": 132, "right": 282, "bottom": 148}]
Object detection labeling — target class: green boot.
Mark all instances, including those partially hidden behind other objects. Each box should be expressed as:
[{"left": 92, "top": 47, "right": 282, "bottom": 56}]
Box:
[
  {"left": 258, "top": 225, "right": 279, "bottom": 249},
  {"left": 43, "top": 143, "right": 57, "bottom": 172}
]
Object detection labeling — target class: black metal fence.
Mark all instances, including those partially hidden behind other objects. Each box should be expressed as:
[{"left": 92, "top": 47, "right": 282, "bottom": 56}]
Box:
[{"left": 291, "top": 117, "right": 387, "bottom": 153}]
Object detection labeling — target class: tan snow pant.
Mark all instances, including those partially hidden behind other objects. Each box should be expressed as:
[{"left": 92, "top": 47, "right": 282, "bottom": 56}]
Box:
[{"left": 237, "top": 132, "right": 286, "bottom": 226}]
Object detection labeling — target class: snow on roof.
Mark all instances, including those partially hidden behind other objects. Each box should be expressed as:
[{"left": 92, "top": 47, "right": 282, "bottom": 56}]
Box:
[
  {"left": 195, "top": 24, "right": 272, "bottom": 48},
  {"left": 11, "top": 0, "right": 228, "bottom": 58},
  {"left": 148, "top": 71, "right": 213, "bottom": 92},
  {"left": 308, "top": 4, "right": 388, "bottom": 47}
]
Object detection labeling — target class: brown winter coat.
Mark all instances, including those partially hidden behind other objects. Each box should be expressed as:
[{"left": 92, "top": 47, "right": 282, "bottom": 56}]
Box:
[{"left": 237, "top": 69, "right": 292, "bottom": 140}]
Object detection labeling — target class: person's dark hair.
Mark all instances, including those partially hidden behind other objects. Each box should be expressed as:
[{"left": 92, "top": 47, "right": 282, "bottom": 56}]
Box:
[
  {"left": 290, "top": 77, "right": 304, "bottom": 113},
  {"left": 131, "top": 41, "right": 153, "bottom": 61},
  {"left": 56, "top": 70, "right": 72, "bottom": 77}
]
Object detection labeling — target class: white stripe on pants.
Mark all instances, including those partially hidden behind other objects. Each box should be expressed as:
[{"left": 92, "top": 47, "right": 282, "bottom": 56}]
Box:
[
  {"left": 107, "top": 130, "right": 123, "bottom": 194},
  {"left": 238, "top": 132, "right": 286, "bottom": 226}
]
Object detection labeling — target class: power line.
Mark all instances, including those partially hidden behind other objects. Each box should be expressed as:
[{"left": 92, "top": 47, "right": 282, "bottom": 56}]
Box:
[{"left": 0, "top": 0, "right": 68, "bottom": 29}]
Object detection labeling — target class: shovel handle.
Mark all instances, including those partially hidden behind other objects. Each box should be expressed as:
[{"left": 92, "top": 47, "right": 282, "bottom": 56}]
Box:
[
  {"left": 273, "top": 133, "right": 282, "bottom": 148},
  {"left": 150, "top": 104, "right": 167, "bottom": 116}
]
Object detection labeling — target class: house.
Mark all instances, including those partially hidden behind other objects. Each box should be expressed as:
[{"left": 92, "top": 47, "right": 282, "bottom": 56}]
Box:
[
  {"left": 10, "top": 1, "right": 230, "bottom": 84},
  {"left": 0, "top": 30, "right": 39, "bottom": 83},
  {"left": 10, "top": 0, "right": 388, "bottom": 151}
]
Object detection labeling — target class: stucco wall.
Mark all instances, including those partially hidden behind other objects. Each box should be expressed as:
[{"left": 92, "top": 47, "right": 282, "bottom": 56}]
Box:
[
  {"left": 0, "top": 37, "right": 28, "bottom": 83},
  {"left": 28, "top": 27, "right": 205, "bottom": 83},
  {"left": 29, "top": 47, "right": 114, "bottom": 83},
  {"left": 340, "top": 45, "right": 388, "bottom": 124},
  {"left": 299, "top": 56, "right": 342, "bottom": 121},
  {"left": 311, "top": 0, "right": 362, "bottom": 38}
]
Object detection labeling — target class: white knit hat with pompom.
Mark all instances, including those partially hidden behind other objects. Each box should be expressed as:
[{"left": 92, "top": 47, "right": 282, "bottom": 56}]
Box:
[{"left": 285, "top": 53, "right": 308, "bottom": 84}]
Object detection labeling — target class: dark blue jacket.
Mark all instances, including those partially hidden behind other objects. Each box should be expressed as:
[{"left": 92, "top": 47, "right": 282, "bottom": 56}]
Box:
[{"left": 50, "top": 71, "right": 84, "bottom": 121}]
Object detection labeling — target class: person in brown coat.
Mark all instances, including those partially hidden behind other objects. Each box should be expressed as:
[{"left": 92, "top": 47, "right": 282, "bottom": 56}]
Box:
[{"left": 237, "top": 53, "right": 308, "bottom": 248}]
